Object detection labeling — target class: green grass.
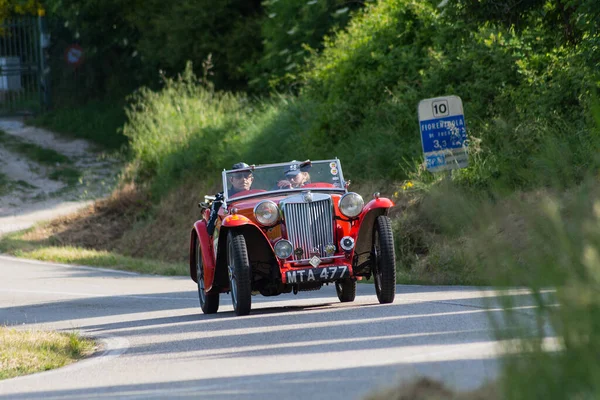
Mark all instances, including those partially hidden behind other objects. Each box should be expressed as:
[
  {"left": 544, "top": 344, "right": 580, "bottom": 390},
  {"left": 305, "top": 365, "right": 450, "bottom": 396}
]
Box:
[
  {"left": 0, "top": 173, "right": 38, "bottom": 196},
  {"left": 48, "top": 167, "right": 82, "bottom": 186},
  {"left": 0, "top": 327, "right": 95, "bottom": 380},
  {"left": 0, "top": 229, "right": 187, "bottom": 276},
  {"left": 0, "top": 130, "right": 71, "bottom": 166},
  {"left": 0, "top": 172, "right": 8, "bottom": 196},
  {"left": 0, "top": 91, "right": 42, "bottom": 117},
  {"left": 30, "top": 100, "right": 128, "bottom": 151},
  {"left": 0, "top": 129, "right": 82, "bottom": 186}
]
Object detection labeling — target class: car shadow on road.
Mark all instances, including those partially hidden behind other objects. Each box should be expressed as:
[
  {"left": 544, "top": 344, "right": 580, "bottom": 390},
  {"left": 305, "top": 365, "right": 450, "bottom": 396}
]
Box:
[
  {"left": 0, "top": 286, "right": 539, "bottom": 345},
  {"left": 115, "top": 301, "right": 533, "bottom": 359},
  {"left": 0, "top": 358, "right": 500, "bottom": 400}
]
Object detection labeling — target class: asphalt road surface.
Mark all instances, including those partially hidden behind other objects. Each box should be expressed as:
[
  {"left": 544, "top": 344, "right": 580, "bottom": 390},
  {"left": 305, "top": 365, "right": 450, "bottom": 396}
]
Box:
[{"left": 0, "top": 255, "right": 538, "bottom": 399}]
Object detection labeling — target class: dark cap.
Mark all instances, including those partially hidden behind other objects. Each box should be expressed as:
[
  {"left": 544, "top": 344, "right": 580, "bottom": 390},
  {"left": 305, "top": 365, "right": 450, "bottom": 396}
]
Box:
[
  {"left": 285, "top": 161, "right": 310, "bottom": 177},
  {"left": 232, "top": 162, "right": 250, "bottom": 170}
]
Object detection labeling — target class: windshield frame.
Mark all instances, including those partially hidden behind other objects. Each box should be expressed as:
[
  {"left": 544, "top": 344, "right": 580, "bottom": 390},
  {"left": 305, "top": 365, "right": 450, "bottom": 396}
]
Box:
[{"left": 222, "top": 159, "right": 347, "bottom": 204}]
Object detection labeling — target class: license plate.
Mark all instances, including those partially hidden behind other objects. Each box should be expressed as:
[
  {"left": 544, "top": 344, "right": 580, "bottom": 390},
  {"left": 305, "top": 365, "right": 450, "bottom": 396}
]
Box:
[{"left": 285, "top": 265, "right": 349, "bottom": 284}]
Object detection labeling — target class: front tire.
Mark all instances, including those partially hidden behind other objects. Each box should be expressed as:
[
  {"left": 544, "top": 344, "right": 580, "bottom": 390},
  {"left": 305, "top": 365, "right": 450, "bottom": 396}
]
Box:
[
  {"left": 196, "top": 236, "right": 219, "bottom": 314},
  {"left": 335, "top": 279, "right": 356, "bottom": 302},
  {"left": 372, "top": 215, "right": 396, "bottom": 304},
  {"left": 227, "top": 231, "right": 252, "bottom": 316}
]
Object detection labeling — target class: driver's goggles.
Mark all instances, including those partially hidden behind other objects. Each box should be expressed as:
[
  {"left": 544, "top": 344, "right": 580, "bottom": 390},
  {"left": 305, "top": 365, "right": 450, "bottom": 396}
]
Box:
[{"left": 232, "top": 172, "right": 253, "bottom": 179}]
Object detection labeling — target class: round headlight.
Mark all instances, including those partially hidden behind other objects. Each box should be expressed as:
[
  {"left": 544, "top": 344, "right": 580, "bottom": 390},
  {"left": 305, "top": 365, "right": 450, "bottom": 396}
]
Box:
[
  {"left": 274, "top": 240, "right": 293, "bottom": 259},
  {"left": 338, "top": 192, "right": 364, "bottom": 218},
  {"left": 254, "top": 200, "right": 279, "bottom": 226}
]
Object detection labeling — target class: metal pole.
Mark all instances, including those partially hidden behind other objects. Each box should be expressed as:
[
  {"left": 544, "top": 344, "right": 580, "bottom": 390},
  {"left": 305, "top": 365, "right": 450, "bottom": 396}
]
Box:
[{"left": 37, "top": 14, "right": 48, "bottom": 112}]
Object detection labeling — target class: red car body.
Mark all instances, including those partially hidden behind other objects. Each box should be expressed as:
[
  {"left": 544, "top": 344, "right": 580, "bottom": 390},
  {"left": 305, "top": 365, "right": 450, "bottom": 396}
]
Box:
[{"left": 189, "top": 159, "right": 397, "bottom": 316}]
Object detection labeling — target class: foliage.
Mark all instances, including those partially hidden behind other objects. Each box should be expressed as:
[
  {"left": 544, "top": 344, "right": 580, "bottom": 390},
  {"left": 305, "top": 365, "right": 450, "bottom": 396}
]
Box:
[
  {"left": 41, "top": 0, "right": 263, "bottom": 105},
  {"left": 124, "top": 0, "right": 263, "bottom": 91},
  {"left": 297, "top": 0, "right": 599, "bottom": 185},
  {"left": 249, "top": 0, "right": 366, "bottom": 93},
  {"left": 118, "top": 0, "right": 599, "bottom": 196},
  {"left": 41, "top": 0, "right": 144, "bottom": 103},
  {"left": 122, "top": 63, "right": 251, "bottom": 198},
  {"left": 31, "top": 100, "right": 128, "bottom": 150},
  {"left": 0, "top": 0, "right": 42, "bottom": 23}
]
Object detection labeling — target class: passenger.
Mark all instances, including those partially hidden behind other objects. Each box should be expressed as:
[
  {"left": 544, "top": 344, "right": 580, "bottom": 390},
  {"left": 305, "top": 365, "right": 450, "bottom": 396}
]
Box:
[{"left": 277, "top": 162, "right": 311, "bottom": 189}]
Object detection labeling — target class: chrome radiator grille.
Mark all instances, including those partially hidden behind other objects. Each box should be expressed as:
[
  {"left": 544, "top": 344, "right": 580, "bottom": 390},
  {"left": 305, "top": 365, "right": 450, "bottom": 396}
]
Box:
[{"left": 283, "top": 198, "right": 334, "bottom": 260}]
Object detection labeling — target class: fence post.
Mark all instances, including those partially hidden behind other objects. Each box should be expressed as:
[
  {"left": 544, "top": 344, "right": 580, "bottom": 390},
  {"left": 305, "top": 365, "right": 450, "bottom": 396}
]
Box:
[{"left": 38, "top": 13, "right": 50, "bottom": 111}]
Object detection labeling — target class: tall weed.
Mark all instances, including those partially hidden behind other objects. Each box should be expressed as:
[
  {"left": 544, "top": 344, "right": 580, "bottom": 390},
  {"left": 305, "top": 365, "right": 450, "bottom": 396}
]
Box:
[{"left": 122, "top": 63, "right": 250, "bottom": 198}]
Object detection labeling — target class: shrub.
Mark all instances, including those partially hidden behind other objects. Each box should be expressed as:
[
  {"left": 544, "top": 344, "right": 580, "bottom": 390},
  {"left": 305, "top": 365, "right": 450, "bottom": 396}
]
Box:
[
  {"left": 249, "top": 0, "right": 365, "bottom": 93},
  {"left": 122, "top": 63, "right": 250, "bottom": 198}
]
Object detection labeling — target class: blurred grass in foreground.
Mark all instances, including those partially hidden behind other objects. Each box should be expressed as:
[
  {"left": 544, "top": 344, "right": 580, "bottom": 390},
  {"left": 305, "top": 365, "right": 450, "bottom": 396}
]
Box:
[
  {"left": 479, "top": 179, "right": 600, "bottom": 399},
  {"left": 382, "top": 102, "right": 600, "bottom": 397},
  {"left": 0, "top": 327, "right": 95, "bottom": 380}
]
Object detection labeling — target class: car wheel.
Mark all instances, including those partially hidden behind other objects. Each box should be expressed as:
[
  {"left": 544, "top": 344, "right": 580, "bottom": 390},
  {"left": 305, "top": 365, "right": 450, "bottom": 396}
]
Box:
[
  {"left": 196, "top": 236, "right": 219, "bottom": 314},
  {"left": 227, "top": 231, "right": 252, "bottom": 316},
  {"left": 372, "top": 215, "right": 396, "bottom": 304},
  {"left": 335, "top": 279, "right": 356, "bottom": 302}
]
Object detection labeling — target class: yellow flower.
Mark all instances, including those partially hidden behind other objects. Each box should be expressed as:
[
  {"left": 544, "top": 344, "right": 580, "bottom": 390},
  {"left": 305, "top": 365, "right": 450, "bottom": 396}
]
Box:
[{"left": 402, "top": 181, "right": 414, "bottom": 190}]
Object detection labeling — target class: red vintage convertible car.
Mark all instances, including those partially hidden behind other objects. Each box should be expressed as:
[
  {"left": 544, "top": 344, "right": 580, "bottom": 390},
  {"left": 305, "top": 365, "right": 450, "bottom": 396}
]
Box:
[{"left": 190, "top": 159, "right": 396, "bottom": 316}]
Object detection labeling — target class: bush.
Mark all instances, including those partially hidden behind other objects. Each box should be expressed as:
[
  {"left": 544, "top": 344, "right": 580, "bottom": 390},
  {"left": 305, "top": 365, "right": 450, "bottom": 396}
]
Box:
[
  {"left": 249, "top": 0, "right": 365, "bottom": 93},
  {"left": 122, "top": 0, "right": 599, "bottom": 195},
  {"left": 122, "top": 63, "right": 250, "bottom": 198},
  {"left": 31, "top": 100, "right": 128, "bottom": 150}
]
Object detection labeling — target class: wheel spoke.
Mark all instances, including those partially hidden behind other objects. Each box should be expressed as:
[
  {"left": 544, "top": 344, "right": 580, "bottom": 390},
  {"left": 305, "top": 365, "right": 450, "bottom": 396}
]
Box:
[{"left": 229, "top": 265, "right": 238, "bottom": 306}]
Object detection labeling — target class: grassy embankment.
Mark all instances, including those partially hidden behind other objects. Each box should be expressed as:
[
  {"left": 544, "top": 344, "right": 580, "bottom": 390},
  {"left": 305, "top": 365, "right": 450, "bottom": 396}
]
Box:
[
  {"left": 0, "top": 327, "right": 95, "bottom": 380},
  {"left": 0, "top": 182, "right": 186, "bottom": 275}
]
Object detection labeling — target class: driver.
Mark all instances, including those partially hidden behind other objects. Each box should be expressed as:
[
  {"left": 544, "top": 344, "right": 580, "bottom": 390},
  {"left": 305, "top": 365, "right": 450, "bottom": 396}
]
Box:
[
  {"left": 228, "top": 162, "right": 254, "bottom": 196},
  {"left": 206, "top": 162, "right": 252, "bottom": 236},
  {"left": 277, "top": 161, "right": 311, "bottom": 189}
]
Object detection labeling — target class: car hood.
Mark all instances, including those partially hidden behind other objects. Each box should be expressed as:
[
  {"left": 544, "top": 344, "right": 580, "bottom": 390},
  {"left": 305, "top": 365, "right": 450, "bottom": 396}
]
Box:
[{"left": 228, "top": 192, "right": 341, "bottom": 213}]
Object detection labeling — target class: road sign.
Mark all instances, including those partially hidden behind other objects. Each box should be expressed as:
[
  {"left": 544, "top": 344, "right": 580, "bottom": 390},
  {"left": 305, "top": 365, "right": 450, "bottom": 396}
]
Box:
[
  {"left": 418, "top": 95, "right": 469, "bottom": 172},
  {"left": 64, "top": 44, "right": 84, "bottom": 67}
]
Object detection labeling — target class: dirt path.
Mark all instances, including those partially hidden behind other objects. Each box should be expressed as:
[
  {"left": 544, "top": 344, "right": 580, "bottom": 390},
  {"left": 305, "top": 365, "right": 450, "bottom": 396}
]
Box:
[{"left": 0, "top": 118, "right": 121, "bottom": 235}]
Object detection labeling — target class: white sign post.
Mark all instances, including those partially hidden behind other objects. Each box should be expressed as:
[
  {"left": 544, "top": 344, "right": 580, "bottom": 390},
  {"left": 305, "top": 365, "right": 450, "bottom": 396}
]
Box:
[{"left": 418, "top": 95, "right": 469, "bottom": 172}]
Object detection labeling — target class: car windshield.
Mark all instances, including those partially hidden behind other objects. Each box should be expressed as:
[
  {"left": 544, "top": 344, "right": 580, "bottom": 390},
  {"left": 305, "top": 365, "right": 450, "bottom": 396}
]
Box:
[{"left": 223, "top": 159, "right": 346, "bottom": 201}]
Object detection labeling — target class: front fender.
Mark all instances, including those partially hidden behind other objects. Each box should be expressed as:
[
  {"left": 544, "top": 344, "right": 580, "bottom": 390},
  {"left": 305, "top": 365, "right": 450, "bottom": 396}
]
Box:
[
  {"left": 190, "top": 220, "right": 217, "bottom": 291},
  {"left": 351, "top": 197, "right": 395, "bottom": 273},
  {"left": 222, "top": 214, "right": 252, "bottom": 227},
  {"left": 214, "top": 217, "right": 276, "bottom": 291}
]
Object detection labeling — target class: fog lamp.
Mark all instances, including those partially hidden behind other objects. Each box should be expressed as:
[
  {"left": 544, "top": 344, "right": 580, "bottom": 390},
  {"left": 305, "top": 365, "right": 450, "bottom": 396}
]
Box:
[
  {"left": 340, "top": 236, "right": 355, "bottom": 251},
  {"left": 275, "top": 240, "right": 293, "bottom": 259}
]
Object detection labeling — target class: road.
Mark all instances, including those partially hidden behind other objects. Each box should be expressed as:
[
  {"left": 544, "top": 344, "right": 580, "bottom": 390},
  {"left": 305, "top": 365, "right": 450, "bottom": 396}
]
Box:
[
  {"left": 0, "top": 255, "right": 537, "bottom": 399},
  {"left": 0, "top": 117, "right": 120, "bottom": 231}
]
